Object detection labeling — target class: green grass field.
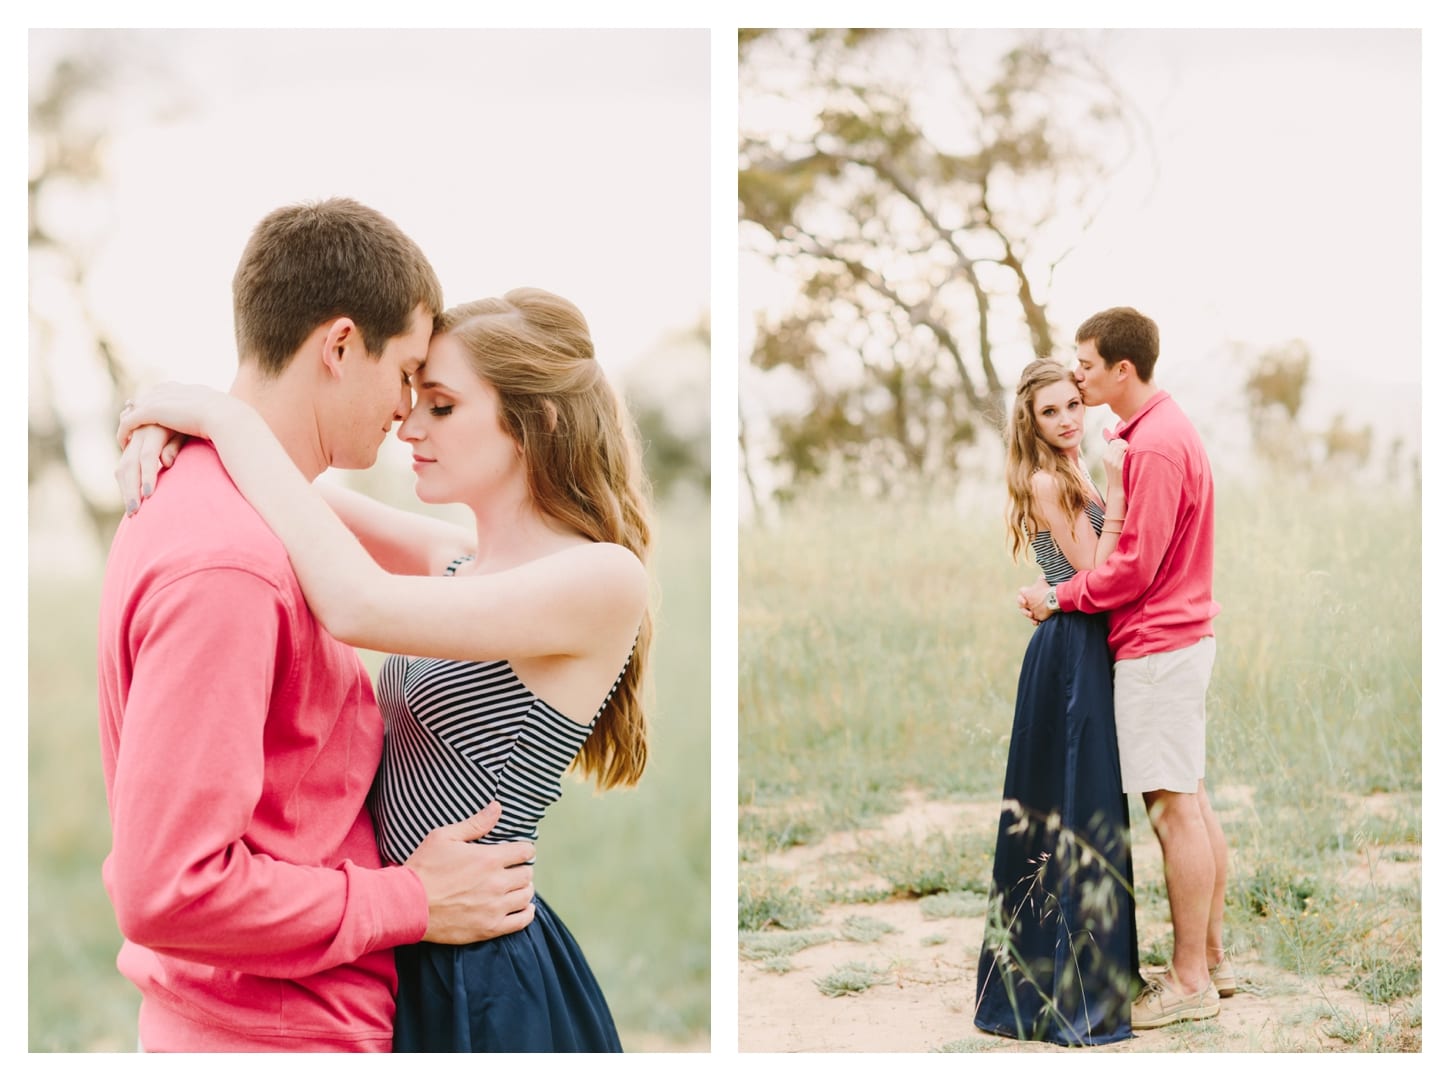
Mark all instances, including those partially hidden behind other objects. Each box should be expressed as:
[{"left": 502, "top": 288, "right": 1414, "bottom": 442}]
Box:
[
  {"left": 28, "top": 493, "right": 709, "bottom": 1052},
  {"left": 739, "top": 477, "right": 1421, "bottom": 1045}
]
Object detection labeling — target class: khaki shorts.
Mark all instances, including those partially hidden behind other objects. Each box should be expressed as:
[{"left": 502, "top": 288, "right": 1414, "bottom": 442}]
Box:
[{"left": 1113, "top": 636, "right": 1216, "bottom": 794}]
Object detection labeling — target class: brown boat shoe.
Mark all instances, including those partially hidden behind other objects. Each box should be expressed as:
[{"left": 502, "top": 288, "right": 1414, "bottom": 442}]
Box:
[{"left": 1130, "top": 976, "right": 1221, "bottom": 1030}]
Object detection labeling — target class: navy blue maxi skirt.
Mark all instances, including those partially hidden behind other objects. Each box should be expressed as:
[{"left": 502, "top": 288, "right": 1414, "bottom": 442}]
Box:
[
  {"left": 974, "top": 610, "right": 1141, "bottom": 1046},
  {"left": 392, "top": 892, "right": 622, "bottom": 1053}
]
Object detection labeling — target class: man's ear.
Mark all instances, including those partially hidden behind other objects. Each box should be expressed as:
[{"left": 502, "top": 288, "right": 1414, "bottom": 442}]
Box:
[{"left": 319, "top": 317, "right": 359, "bottom": 379}]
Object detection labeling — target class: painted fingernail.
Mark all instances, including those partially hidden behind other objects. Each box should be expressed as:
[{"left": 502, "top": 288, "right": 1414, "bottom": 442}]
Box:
[
  {"left": 142, "top": 482, "right": 153, "bottom": 497},
  {"left": 125, "top": 500, "right": 138, "bottom": 516}
]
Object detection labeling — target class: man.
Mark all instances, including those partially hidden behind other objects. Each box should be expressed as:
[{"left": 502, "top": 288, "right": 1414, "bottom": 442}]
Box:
[
  {"left": 97, "top": 198, "right": 536, "bottom": 1051},
  {"left": 1019, "top": 307, "right": 1230, "bottom": 1030}
]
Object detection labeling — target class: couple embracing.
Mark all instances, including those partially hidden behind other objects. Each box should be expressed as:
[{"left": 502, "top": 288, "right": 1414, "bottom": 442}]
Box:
[
  {"left": 975, "top": 307, "right": 1231, "bottom": 1044},
  {"left": 97, "top": 198, "right": 651, "bottom": 1052}
]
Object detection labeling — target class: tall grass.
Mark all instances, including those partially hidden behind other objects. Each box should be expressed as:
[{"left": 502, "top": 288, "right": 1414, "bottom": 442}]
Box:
[
  {"left": 28, "top": 493, "right": 709, "bottom": 1052},
  {"left": 739, "top": 477, "right": 1421, "bottom": 1018},
  {"left": 741, "top": 478, "right": 1419, "bottom": 820}
]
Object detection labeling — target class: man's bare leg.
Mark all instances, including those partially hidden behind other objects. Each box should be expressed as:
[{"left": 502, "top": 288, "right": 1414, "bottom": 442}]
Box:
[
  {"left": 1143, "top": 788, "right": 1215, "bottom": 994},
  {"left": 1197, "top": 781, "right": 1228, "bottom": 966}
]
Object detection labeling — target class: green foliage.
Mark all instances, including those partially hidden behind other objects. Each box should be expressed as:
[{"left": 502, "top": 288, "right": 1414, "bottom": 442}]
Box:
[
  {"left": 919, "top": 891, "right": 987, "bottom": 920},
  {"left": 814, "top": 961, "right": 892, "bottom": 997},
  {"left": 859, "top": 831, "right": 995, "bottom": 898},
  {"left": 1239, "top": 866, "right": 1320, "bottom": 919},
  {"left": 740, "top": 29, "right": 1141, "bottom": 495},
  {"left": 28, "top": 579, "right": 139, "bottom": 1052},
  {"left": 1138, "top": 937, "right": 1172, "bottom": 968},
  {"left": 533, "top": 494, "right": 710, "bottom": 1042},
  {"left": 1347, "top": 954, "right": 1420, "bottom": 1005},
  {"left": 737, "top": 805, "right": 829, "bottom": 856},
  {"left": 1322, "top": 1002, "right": 1422, "bottom": 1052},
  {"left": 634, "top": 398, "right": 710, "bottom": 497},
  {"left": 1245, "top": 339, "right": 1311, "bottom": 420},
  {"left": 1209, "top": 482, "right": 1421, "bottom": 798},
  {"left": 738, "top": 871, "right": 822, "bottom": 932},
  {"left": 817, "top": 883, "right": 895, "bottom": 906},
  {"left": 739, "top": 490, "right": 1021, "bottom": 810},
  {"left": 936, "top": 1036, "right": 1002, "bottom": 1052},
  {"left": 839, "top": 915, "right": 896, "bottom": 943},
  {"left": 738, "top": 929, "right": 836, "bottom": 961}
]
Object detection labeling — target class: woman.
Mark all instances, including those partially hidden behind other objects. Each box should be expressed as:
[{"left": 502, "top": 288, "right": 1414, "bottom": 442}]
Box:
[
  {"left": 116, "top": 288, "right": 650, "bottom": 1053},
  {"left": 973, "top": 358, "right": 1141, "bottom": 1046}
]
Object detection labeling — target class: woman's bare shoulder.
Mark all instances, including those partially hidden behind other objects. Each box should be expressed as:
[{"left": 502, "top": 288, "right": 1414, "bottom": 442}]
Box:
[{"left": 1028, "top": 468, "right": 1063, "bottom": 502}]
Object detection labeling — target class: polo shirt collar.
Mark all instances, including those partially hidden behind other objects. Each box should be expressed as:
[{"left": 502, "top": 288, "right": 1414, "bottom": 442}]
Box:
[{"left": 1110, "top": 388, "right": 1170, "bottom": 440}]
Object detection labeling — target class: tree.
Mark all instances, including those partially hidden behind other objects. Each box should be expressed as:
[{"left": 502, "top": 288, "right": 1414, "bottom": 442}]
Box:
[
  {"left": 29, "top": 33, "right": 185, "bottom": 547},
  {"left": 625, "top": 314, "right": 711, "bottom": 499},
  {"left": 739, "top": 29, "right": 1146, "bottom": 496},
  {"left": 1241, "top": 340, "right": 1380, "bottom": 478}
]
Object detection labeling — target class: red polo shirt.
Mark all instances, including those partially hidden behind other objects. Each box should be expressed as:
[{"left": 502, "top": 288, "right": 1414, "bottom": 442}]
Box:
[
  {"left": 98, "top": 443, "right": 430, "bottom": 1051},
  {"left": 1056, "top": 390, "right": 1219, "bottom": 659}
]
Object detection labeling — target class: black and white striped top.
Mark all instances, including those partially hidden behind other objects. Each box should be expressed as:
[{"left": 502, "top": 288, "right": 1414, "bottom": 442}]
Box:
[
  {"left": 1030, "top": 498, "right": 1105, "bottom": 585},
  {"left": 368, "top": 556, "right": 628, "bottom": 865}
]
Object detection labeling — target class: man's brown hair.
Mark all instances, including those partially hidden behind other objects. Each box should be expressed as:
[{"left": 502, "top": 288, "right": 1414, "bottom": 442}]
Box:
[
  {"left": 1076, "top": 306, "right": 1159, "bottom": 383},
  {"left": 232, "top": 198, "right": 443, "bottom": 376}
]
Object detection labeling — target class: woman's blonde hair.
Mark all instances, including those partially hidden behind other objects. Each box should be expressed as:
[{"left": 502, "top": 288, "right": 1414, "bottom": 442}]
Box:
[
  {"left": 437, "top": 288, "right": 652, "bottom": 790},
  {"left": 1004, "top": 358, "right": 1091, "bottom": 563}
]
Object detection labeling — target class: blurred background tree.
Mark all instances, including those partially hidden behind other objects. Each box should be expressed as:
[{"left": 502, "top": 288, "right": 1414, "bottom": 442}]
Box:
[
  {"left": 627, "top": 313, "right": 711, "bottom": 498},
  {"left": 739, "top": 28, "right": 1146, "bottom": 496},
  {"left": 29, "top": 35, "right": 185, "bottom": 550},
  {"left": 1240, "top": 339, "right": 1389, "bottom": 482},
  {"left": 739, "top": 28, "right": 1414, "bottom": 509}
]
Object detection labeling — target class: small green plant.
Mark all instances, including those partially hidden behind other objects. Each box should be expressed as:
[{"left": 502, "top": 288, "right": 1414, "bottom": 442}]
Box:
[
  {"left": 1319, "top": 1001, "right": 1421, "bottom": 1051},
  {"left": 839, "top": 915, "right": 896, "bottom": 942},
  {"left": 738, "top": 873, "right": 821, "bottom": 931},
  {"left": 1323, "top": 1010, "right": 1369, "bottom": 1045},
  {"left": 920, "top": 890, "right": 984, "bottom": 919},
  {"left": 859, "top": 830, "right": 993, "bottom": 897},
  {"left": 935, "top": 1036, "right": 1000, "bottom": 1052},
  {"left": 738, "top": 929, "right": 836, "bottom": 961},
  {"left": 1347, "top": 953, "right": 1420, "bottom": 1004},
  {"left": 1241, "top": 866, "right": 1320, "bottom": 918},
  {"left": 814, "top": 961, "right": 893, "bottom": 997},
  {"left": 737, "top": 806, "right": 829, "bottom": 853},
  {"left": 1139, "top": 935, "right": 1172, "bottom": 967},
  {"left": 819, "top": 883, "right": 894, "bottom": 905}
]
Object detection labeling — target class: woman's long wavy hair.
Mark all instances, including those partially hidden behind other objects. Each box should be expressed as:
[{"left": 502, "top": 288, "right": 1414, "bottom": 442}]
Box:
[
  {"left": 436, "top": 288, "right": 652, "bottom": 790},
  {"left": 1004, "top": 358, "right": 1092, "bottom": 564}
]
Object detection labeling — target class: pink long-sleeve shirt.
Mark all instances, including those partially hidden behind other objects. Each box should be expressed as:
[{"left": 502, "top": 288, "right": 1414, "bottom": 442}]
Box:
[
  {"left": 97, "top": 443, "right": 430, "bottom": 1052},
  {"left": 1055, "top": 390, "right": 1220, "bottom": 659}
]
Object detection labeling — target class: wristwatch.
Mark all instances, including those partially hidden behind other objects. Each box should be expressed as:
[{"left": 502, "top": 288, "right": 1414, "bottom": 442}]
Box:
[{"left": 1044, "top": 587, "right": 1059, "bottom": 613}]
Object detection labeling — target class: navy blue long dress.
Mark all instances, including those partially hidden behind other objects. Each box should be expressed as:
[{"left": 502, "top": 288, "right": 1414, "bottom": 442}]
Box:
[
  {"left": 973, "top": 501, "right": 1141, "bottom": 1046},
  {"left": 370, "top": 556, "right": 626, "bottom": 1053}
]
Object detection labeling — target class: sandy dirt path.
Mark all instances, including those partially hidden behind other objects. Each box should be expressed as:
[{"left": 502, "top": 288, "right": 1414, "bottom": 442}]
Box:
[{"left": 739, "top": 791, "right": 1419, "bottom": 1053}]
